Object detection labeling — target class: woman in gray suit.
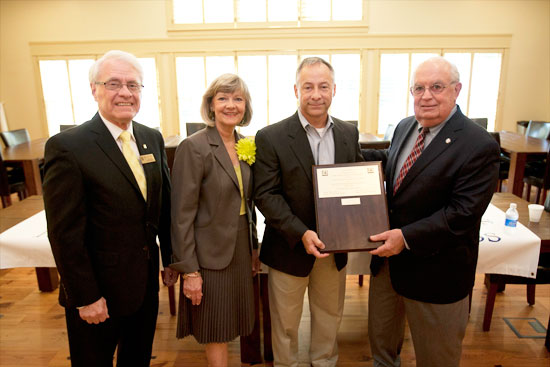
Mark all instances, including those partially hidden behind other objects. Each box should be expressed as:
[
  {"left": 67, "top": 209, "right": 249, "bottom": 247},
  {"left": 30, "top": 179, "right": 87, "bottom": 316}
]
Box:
[{"left": 170, "top": 74, "right": 260, "bottom": 366}]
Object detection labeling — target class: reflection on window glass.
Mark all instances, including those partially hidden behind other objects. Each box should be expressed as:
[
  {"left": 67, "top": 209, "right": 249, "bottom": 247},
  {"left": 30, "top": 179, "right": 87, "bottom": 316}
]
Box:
[
  {"left": 444, "top": 53, "right": 471, "bottom": 113},
  {"left": 333, "top": 0, "right": 362, "bottom": 21},
  {"left": 378, "top": 54, "right": 408, "bottom": 135},
  {"left": 268, "top": 55, "right": 298, "bottom": 124},
  {"left": 176, "top": 57, "right": 205, "bottom": 134},
  {"left": 238, "top": 0, "right": 266, "bottom": 22},
  {"left": 331, "top": 54, "right": 360, "bottom": 121},
  {"left": 173, "top": 0, "right": 362, "bottom": 24},
  {"left": 68, "top": 59, "right": 96, "bottom": 124},
  {"left": 173, "top": 0, "right": 202, "bottom": 24},
  {"left": 204, "top": 0, "right": 233, "bottom": 23},
  {"left": 469, "top": 53, "right": 502, "bottom": 131},
  {"left": 39, "top": 60, "right": 74, "bottom": 136},
  {"left": 301, "top": 0, "right": 330, "bottom": 21},
  {"left": 268, "top": 0, "right": 298, "bottom": 21},
  {"left": 238, "top": 56, "right": 267, "bottom": 136},
  {"left": 135, "top": 58, "right": 161, "bottom": 129}
]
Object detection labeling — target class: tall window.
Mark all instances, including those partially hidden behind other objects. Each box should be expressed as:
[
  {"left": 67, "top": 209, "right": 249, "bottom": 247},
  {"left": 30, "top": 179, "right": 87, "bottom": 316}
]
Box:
[
  {"left": 172, "top": 0, "right": 363, "bottom": 25},
  {"left": 175, "top": 53, "right": 361, "bottom": 137},
  {"left": 377, "top": 51, "right": 503, "bottom": 135},
  {"left": 39, "top": 57, "right": 161, "bottom": 136}
]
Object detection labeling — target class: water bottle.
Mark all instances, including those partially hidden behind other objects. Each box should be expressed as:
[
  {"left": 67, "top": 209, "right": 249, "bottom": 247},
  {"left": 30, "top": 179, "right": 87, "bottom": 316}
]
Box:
[{"left": 504, "top": 203, "right": 519, "bottom": 228}]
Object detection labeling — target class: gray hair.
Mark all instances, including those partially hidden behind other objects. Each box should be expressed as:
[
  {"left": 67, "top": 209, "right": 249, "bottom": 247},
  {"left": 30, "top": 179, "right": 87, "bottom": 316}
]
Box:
[
  {"left": 89, "top": 50, "right": 144, "bottom": 84},
  {"left": 200, "top": 73, "right": 253, "bottom": 127},
  {"left": 411, "top": 56, "right": 460, "bottom": 85},
  {"left": 295, "top": 57, "right": 335, "bottom": 85}
]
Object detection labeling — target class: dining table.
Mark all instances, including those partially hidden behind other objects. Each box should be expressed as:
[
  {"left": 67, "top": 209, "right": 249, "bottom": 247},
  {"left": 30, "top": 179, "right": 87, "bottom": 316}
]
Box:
[
  {"left": 2, "top": 137, "right": 47, "bottom": 196},
  {"left": 0, "top": 195, "right": 57, "bottom": 291},
  {"left": 499, "top": 131, "right": 550, "bottom": 197}
]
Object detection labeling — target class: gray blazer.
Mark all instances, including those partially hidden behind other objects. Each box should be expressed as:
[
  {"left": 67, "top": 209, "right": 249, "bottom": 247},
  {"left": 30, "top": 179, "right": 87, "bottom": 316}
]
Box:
[{"left": 170, "top": 126, "right": 256, "bottom": 273}]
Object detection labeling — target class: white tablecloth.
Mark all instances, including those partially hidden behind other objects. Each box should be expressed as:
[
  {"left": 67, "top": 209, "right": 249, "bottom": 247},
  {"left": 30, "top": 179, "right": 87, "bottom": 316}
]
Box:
[{"left": 0, "top": 205, "right": 542, "bottom": 279}]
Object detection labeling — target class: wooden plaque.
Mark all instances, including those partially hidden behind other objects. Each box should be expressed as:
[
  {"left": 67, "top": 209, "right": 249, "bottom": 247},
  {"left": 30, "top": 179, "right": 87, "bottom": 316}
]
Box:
[{"left": 313, "top": 161, "right": 389, "bottom": 253}]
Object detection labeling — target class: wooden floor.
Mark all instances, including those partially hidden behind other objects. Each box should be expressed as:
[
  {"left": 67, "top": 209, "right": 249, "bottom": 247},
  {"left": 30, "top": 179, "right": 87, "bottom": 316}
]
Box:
[{"left": 0, "top": 269, "right": 548, "bottom": 367}]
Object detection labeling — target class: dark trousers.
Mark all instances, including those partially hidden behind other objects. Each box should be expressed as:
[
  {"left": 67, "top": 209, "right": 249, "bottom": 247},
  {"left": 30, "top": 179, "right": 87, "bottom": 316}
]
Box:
[{"left": 64, "top": 274, "right": 159, "bottom": 367}]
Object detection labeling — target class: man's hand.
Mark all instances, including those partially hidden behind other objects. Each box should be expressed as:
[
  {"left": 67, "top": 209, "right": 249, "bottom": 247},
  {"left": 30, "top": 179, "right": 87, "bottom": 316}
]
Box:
[
  {"left": 302, "top": 230, "right": 330, "bottom": 259},
  {"left": 369, "top": 229, "right": 406, "bottom": 257},
  {"left": 78, "top": 297, "right": 109, "bottom": 324},
  {"left": 163, "top": 267, "right": 179, "bottom": 287}
]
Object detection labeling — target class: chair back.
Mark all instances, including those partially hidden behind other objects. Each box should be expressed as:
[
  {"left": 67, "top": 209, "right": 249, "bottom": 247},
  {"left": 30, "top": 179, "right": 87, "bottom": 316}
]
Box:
[
  {"left": 471, "top": 118, "right": 488, "bottom": 130},
  {"left": 0, "top": 150, "right": 10, "bottom": 198},
  {"left": 0, "top": 128, "right": 30, "bottom": 147},
  {"left": 525, "top": 121, "right": 550, "bottom": 140},
  {"left": 383, "top": 124, "right": 396, "bottom": 141},
  {"left": 59, "top": 124, "right": 76, "bottom": 132},
  {"left": 186, "top": 122, "right": 206, "bottom": 137}
]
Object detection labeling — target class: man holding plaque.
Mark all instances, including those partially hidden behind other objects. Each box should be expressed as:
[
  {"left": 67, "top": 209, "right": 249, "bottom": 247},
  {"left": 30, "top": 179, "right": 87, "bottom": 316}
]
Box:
[
  {"left": 254, "top": 57, "right": 362, "bottom": 366},
  {"left": 365, "top": 57, "right": 500, "bottom": 367}
]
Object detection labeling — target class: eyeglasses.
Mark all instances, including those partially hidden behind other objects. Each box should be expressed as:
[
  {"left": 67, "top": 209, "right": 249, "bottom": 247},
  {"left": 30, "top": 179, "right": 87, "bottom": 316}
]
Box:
[
  {"left": 410, "top": 82, "right": 457, "bottom": 96},
  {"left": 95, "top": 81, "right": 143, "bottom": 93}
]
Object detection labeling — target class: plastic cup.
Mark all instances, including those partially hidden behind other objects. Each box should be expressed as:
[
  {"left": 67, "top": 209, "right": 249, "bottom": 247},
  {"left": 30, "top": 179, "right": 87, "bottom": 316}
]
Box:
[{"left": 528, "top": 204, "right": 544, "bottom": 223}]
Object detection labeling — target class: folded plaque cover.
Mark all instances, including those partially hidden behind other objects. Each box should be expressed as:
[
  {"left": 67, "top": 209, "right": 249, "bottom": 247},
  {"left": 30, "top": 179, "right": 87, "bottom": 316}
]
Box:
[{"left": 313, "top": 161, "right": 389, "bottom": 253}]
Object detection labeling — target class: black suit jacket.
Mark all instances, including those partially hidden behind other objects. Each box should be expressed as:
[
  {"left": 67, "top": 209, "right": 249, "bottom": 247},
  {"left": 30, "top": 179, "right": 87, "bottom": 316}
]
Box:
[
  {"left": 370, "top": 107, "right": 500, "bottom": 304},
  {"left": 254, "top": 112, "right": 363, "bottom": 277},
  {"left": 43, "top": 113, "right": 172, "bottom": 316}
]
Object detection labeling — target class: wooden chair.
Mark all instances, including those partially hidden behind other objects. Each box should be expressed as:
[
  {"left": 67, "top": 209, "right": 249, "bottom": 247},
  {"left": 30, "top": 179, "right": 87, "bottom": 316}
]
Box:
[
  {"left": 483, "top": 254, "right": 550, "bottom": 333},
  {"left": 185, "top": 122, "right": 206, "bottom": 137},
  {"left": 0, "top": 150, "right": 27, "bottom": 207},
  {"left": 523, "top": 148, "right": 549, "bottom": 204},
  {"left": 471, "top": 117, "right": 488, "bottom": 130},
  {"left": 489, "top": 132, "right": 510, "bottom": 192},
  {"left": 0, "top": 128, "right": 30, "bottom": 147}
]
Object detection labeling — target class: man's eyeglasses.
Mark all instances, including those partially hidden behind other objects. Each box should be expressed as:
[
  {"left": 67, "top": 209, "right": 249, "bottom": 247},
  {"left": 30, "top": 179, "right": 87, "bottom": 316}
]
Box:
[
  {"left": 95, "top": 81, "right": 143, "bottom": 93},
  {"left": 410, "top": 82, "right": 457, "bottom": 96}
]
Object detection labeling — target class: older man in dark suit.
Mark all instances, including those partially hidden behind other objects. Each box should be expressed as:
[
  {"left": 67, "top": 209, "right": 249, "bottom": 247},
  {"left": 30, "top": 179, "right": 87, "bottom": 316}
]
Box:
[
  {"left": 254, "top": 57, "right": 363, "bottom": 367},
  {"left": 43, "top": 50, "right": 177, "bottom": 367},
  {"left": 366, "top": 57, "right": 500, "bottom": 367}
]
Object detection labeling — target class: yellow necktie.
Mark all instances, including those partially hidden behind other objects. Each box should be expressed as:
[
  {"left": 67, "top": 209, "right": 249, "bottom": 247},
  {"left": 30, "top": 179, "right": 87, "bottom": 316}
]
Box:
[{"left": 119, "top": 130, "right": 147, "bottom": 200}]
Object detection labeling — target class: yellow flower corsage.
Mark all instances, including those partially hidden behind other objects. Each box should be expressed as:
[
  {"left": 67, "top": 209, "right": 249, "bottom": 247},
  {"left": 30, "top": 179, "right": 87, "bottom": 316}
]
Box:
[{"left": 235, "top": 137, "right": 256, "bottom": 165}]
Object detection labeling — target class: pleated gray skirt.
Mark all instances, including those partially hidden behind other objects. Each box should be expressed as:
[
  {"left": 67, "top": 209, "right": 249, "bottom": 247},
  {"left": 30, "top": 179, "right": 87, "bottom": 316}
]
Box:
[{"left": 176, "top": 215, "right": 255, "bottom": 344}]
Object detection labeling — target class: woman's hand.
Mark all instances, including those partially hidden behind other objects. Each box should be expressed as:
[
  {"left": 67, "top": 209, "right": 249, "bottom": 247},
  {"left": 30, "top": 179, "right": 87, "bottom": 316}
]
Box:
[
  {"left": 251, "top": 249, "right": 261, "bottom": 277},
  {"left": 183, "top": 275, "right": 203, "bottom": 306}
]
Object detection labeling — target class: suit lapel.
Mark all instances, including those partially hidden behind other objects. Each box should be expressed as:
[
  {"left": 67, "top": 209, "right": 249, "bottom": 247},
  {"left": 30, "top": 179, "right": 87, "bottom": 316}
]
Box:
[
  {"left": 134, "top": 123, "right": 156, "bottom": 204},
  {"left": 387, "top": 118, "right": 417, "bottom": 189},
  {"left": 394, "top": 111, "right": 465, "bottom": 195},
  {"left": 288, "top": 114, "right": 315, "bottom": 183},
  {"left": 90, "top": 116, "right": 144, "bottom": 201},
  {"left": 237, "top": 133, "right": 252, "bottom": 200},
  {"left": 332, "top": 120, "right": 350, "bottom": 164},
  {"left": 207, "top": 127, "right": 240, "bottom": 190}
]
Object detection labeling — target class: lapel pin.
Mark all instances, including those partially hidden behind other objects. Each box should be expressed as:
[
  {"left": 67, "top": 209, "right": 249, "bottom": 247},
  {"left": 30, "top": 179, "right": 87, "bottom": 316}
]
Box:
[
  {"left": 445, "top": 138, "right": 451, "bottom": 144},
  {"left": 143, "top": 144, "right": 147, "bottom": 149}
]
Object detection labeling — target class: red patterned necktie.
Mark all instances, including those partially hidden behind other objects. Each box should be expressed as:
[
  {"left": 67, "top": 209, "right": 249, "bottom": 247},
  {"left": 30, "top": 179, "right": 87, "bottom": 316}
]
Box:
[{"left": 393, "top": 127, "right": 429, "bottom": 194}]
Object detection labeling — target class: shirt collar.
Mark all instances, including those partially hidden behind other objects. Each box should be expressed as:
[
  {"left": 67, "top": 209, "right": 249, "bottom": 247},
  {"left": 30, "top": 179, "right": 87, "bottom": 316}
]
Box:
[
  {"left": 98, "top": 112, "right": 135, "bottom": 142},
  {"left": 416, "top": 105, "right": 457, "bottom": 135},
  {"left": 297, "top": 109, "right": 334, "bottom": 132}
]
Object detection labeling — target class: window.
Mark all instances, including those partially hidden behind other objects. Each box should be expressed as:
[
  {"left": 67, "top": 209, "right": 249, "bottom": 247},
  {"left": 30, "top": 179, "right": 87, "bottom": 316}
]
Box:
[
  {"left": 172, "top": 0, "right": 364, "bottom": 25},
  {"left": 175, "top": 53, "right": 361, "bottom": 137},
  {"left": 377, "top": 51, "right": 503, "bottom": 134},
  {"left": 38, "top": 57, "right": 161, "bottom": 136}
]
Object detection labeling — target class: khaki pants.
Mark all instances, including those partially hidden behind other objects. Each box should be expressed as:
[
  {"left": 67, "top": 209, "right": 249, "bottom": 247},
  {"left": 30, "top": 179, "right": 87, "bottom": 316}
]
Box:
[{"left": 268, "top": 255, "right": 346, "bottom": 367}]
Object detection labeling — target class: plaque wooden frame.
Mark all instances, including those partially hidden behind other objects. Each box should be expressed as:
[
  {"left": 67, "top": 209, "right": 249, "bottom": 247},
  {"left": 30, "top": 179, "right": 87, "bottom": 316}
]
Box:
[{"left": 313, "top": 161, "right": 389, "bottom": 253}]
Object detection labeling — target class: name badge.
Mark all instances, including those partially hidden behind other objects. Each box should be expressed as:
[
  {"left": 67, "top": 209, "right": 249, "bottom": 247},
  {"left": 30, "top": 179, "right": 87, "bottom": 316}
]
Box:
[{"left": 140, "top": 154, "right": 156, "bottom": 164}]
